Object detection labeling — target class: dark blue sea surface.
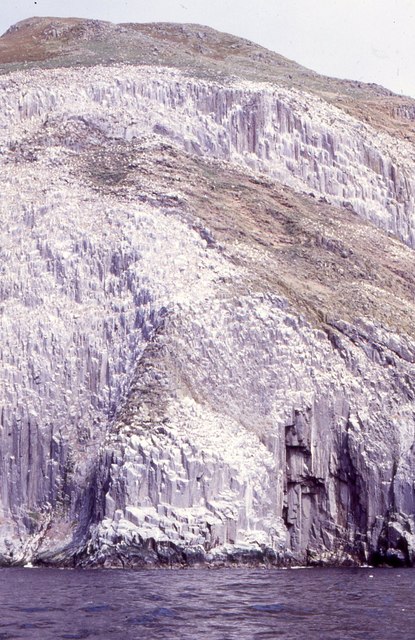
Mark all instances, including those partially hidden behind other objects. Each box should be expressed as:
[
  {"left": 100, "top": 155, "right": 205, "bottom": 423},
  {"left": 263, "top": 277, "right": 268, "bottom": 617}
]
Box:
[{"left": 0, "top": 566, "right": 414, "bottom": 639}]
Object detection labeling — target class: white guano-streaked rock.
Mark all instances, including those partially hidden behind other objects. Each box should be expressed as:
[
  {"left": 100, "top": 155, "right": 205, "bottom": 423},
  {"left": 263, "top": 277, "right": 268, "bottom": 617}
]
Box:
[{"left": 1, "top": 63, "right": 415, "bottom": 567}]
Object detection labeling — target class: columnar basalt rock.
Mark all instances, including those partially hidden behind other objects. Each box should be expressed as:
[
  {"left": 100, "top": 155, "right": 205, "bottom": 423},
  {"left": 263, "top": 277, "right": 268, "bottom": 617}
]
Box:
[
  {"left": 1, "top": 19, "right": 415, "bottom": 568},
  {"left": 1, "top": 67, "right": 415, "bottom": 245}
]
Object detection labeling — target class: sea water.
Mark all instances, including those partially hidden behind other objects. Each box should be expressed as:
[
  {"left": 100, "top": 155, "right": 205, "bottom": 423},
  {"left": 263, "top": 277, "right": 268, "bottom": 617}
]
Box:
[{"left": 0, "top": 566, "right": 414, "bottom": 639}]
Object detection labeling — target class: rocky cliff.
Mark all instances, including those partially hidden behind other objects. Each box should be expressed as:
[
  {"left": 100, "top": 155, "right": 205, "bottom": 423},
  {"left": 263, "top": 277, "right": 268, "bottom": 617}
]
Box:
[{"left": 1, "top": 17, "right": 415, "bottom": 568}]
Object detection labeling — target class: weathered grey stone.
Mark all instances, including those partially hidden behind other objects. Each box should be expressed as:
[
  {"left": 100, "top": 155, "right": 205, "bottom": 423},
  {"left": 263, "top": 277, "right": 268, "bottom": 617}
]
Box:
[{"left": 0, "top": 18, "right": 415, "bottom": 568}]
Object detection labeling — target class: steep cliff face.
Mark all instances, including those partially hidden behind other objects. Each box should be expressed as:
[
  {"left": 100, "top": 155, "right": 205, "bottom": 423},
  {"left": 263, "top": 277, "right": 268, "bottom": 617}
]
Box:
[
  {"left": 1, "top": 66, "right": 415, "bottom": 245},
  {"left": 1, "top": 18, "right": 415, "bottom": 568}
]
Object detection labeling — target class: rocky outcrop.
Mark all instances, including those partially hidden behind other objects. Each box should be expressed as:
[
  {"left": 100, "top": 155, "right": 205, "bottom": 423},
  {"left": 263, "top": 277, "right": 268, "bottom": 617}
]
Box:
[
  {"left": 1, "top": 67, "right": 415, "bottom": 246},
  {"left": 1, "top": 20, "right": 415, "bottom": 568}
]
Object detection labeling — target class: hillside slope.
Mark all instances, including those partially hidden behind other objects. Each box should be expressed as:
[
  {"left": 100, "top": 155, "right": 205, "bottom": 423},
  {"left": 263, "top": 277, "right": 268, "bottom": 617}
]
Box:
[{"left": 0, "top": 18, "right": 415, "bottom": 567}]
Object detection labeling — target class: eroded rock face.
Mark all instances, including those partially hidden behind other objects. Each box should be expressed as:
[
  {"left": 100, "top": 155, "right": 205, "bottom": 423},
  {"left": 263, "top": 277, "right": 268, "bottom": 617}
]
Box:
[
  {"left": 1, "top": 31, "right": 415, "bottom": 567},
  {"left": 1, "top": 67, "right": 415, "bottom": 246}
]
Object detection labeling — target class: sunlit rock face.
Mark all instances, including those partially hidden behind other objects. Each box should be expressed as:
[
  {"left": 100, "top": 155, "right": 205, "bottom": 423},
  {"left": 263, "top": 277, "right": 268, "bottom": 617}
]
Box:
[
  {"left": 1, "top": 21, "right": 415, "bottom": 568},
  {"left": 1, "top": 66, "right": 415, "bottom": 246}
]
